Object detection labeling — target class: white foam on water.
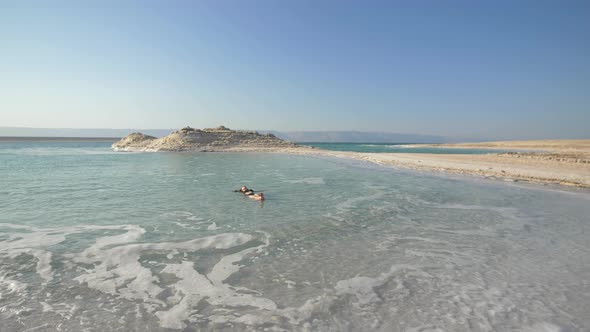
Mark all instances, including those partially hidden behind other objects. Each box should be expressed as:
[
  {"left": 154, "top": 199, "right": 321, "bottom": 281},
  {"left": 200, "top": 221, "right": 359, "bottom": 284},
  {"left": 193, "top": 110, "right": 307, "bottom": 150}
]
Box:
[
  {"left": 405, "top": 325, "right": 446, "bottom": 332},
  {"left": 334, "top": 264, "right": 413, "bottom": 306},
  {"left": 39, "top": 301, "right": 77, "bottom": 319},
  {"left": 155, "top": 248, "right": 278, "bottom": 330},
  {"left": 32, "top": 250, "right": 53, "bottom": 284},
  {"left": 0, "top": 275, "right": 27, "bottom": 298},
  {"left": 335, "top": 276, "right": 383, "bottom": 305},
  {"left": 172, "top": 221, "right": 196, "bottom": 229},
  {"left": 332, "top": 191, "right": 387, "bottom": 216},
  {"left": 155, "top": 261, "right": 212, "bottom": 329},
  {"left": 161, "top": 212, "right": 212, "bottom": 229},
  {"left": 207, "top": 222, "right": 220, "bottom": 230},
  {"left": 39, "top": 301, "right": 53, "bottom": 312},
  {"left": 160, "top": 211, "right": 194, "bottom": 219},
  {"left": 520, "top": 322, "right": 564, "bottom": 332},
  {"left": 71, "top": 229, "right": 254, "bottom": 305},
  {"left": 21, "top": 324, "right": 53, "bottom": 332},
  {"left": 0, "top": 222, "right": 279, "bottom": 328},
  {"left": 1, "top": 219, "right": 587, "bottom": 331},
  {"left": 0, "top": 223, "right": 90, "bottom": 286},
  {"left": 206, "top": 264, "right": 418, "bottom": 329},
  {"left": 61, "top": 226, "right": 280, "bottom": 329}
]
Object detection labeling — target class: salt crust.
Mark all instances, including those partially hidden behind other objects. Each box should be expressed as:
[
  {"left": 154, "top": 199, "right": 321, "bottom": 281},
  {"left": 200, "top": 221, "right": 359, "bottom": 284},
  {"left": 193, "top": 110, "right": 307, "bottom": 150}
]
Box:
[{"left": 0, "top": 223, "right": 420, "bottom": 329}]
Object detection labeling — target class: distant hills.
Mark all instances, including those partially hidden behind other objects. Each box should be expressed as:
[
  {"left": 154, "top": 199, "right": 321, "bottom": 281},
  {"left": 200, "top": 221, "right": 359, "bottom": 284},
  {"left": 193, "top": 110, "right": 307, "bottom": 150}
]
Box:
[
  {"left": 260, "top": 131, "right": 445, "bottom": 143},
  {"left": 0, "top": 127, "right": 446, "bottom": 143}
]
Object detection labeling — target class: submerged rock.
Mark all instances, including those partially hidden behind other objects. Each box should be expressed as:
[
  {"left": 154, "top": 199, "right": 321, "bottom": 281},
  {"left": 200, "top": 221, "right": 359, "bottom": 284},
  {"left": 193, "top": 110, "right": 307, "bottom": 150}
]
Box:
[{"left": 112, "top": 125, "right": 298, "bottom": 152}]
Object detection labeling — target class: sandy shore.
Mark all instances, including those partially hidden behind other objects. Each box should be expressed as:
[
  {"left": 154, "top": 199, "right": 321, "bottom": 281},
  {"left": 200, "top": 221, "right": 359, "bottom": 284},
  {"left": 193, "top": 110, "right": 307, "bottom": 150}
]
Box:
[
  {"left": 225, "top": 140, "right": 590, "bottom": 188},
  {"left": 113, "top": 137, "right": 590, "bottom": 188},
  {"left": 350, "top": 152, "right": 590, "bottom": 188},
  {"left": 416, "top": 139, "right": 590, "bottom": 153}
]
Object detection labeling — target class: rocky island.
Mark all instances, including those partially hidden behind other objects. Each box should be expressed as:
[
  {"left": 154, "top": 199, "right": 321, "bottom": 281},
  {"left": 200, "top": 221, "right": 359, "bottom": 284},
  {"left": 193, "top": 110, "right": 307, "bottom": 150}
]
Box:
[{"left": 112, "top": 126, "right": 301, "bottom": 152}]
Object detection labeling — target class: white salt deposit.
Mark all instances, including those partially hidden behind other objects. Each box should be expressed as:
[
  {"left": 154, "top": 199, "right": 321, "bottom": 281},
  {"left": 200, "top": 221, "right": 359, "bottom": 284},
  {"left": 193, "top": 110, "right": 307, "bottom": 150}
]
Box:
[{"left": 207, "top": 222, "right": 220, "bottom": 230}]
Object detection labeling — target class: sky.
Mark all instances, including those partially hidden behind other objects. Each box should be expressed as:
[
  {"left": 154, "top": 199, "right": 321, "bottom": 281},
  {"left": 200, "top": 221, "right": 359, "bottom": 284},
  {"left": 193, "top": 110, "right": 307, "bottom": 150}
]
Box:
[{"left": 1, "top": 0, "right": 589, "bottom": 140}]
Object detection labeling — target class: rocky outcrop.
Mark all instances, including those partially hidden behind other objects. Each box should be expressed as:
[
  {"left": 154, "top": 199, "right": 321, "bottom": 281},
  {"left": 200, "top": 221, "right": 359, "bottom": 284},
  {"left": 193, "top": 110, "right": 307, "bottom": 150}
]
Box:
[
  {"left": 112, "top": 133, "right": 156, "bottom": 150},
  {"left": 112, "top": 126, "right": 298, "bottom": 152}
]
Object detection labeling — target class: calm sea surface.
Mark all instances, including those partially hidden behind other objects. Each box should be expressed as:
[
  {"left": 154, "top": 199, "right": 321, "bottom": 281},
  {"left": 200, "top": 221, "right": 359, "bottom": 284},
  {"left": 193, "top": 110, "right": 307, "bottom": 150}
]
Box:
[
  {"left": 299, "top": 142, "right": 509, "bottom": 154},
  {"left": 1, "top": 141, "right": 589, "bottom": 331}
]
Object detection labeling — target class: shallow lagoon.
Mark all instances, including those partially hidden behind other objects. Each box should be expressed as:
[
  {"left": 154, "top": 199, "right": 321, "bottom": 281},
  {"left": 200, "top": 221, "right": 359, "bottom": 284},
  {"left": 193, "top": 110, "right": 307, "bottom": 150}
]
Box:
[{"left": 0, "top": 142, "right": 589, "bottom": 331}]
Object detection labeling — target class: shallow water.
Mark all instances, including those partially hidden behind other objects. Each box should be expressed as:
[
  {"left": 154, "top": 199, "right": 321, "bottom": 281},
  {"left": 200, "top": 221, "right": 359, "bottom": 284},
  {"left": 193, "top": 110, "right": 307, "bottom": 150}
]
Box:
[
  {"left": 0, "top": 142, "right": 589, "bottom": 331},
  {"left": 300, "top": 142, "right": 509, "bottom": 154}
]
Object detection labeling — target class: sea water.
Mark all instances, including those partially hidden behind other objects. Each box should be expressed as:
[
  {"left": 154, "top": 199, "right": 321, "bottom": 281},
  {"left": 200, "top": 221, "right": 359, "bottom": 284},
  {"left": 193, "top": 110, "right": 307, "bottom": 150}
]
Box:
[
  {"left": 0, "top": 141, "right": 588, "bottom": 331},
  {"left": 301, "top": 142, "right": 509, "bottom": 154}
]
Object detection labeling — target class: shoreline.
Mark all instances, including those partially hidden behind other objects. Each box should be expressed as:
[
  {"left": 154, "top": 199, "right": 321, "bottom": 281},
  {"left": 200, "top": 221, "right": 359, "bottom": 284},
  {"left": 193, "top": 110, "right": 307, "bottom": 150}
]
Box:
[
  {"left": 293, "top": 150, "right": 589, "bottom": 188},
  {"left": 413, "top": 139, "right": 590, "bottom": 152},
  {"left": 208, "top": 143, "right": 590, "bottom": 188},
  {"left": 111, "top": 137, "right": 590, "bottom": 188}
]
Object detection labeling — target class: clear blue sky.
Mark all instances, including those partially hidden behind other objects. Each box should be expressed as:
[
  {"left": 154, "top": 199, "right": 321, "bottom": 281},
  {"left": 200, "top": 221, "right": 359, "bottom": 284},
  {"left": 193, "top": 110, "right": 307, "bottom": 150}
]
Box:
[{"left": 1, "top": 0, "right": 589, "bottom": 140}]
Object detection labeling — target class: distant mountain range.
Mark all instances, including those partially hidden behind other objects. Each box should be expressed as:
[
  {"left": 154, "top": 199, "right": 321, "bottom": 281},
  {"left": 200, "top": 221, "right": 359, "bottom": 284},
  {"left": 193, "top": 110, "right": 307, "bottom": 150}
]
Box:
[
  {"left": 0, "top": 127, "right": 447, "bottom": 143},
  {"left": 259, "top": 131, "right": 445, "bottom": 143}
]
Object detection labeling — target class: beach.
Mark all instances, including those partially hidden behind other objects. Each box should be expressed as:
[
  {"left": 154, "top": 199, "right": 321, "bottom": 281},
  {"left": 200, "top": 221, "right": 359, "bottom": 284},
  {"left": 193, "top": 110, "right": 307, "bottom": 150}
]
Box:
[
  {"left": 221, "top": 140, "right": 590, "bottom": 188},
  {"left": 417, "top": 139, "right": 590, "bottom": 152},
  {"left": 341, "top": 140, "right": 590, "bottom": 187}
]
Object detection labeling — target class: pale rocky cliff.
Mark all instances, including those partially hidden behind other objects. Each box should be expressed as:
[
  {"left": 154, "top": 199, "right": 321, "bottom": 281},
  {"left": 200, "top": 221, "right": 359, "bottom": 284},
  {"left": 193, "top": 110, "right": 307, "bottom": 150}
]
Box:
[{"left": 112, "top": 126, "right": 300, "bottom": 152}]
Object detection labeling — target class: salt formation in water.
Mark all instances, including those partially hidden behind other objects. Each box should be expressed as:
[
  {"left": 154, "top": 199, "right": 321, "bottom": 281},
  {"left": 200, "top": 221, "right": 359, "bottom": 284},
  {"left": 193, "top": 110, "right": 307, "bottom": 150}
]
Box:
[{"left": 112, "top": 126, "right": 299, "bottom": 152}]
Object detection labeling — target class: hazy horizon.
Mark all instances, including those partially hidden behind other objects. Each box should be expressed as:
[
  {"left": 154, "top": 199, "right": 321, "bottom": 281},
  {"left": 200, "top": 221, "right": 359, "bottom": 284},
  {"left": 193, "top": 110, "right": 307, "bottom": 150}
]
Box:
[
  {"left": 1, "top": 1, "right": 589, "bottom": 140},
  {"left": 2, "top": 124, "right": 590, "bottom": 143},
  {"left": 0, "top": 126, "right": 450, "bottom": 143}
]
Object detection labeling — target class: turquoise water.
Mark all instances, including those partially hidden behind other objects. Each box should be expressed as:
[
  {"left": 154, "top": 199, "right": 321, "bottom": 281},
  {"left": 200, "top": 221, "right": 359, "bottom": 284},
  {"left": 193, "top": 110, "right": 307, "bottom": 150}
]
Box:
[
  {"left": 1, "top": 141, "right": 589, "bottom": 331},
  {"left": 301, "top": 142, "right": 508, "bottom": 154}
]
